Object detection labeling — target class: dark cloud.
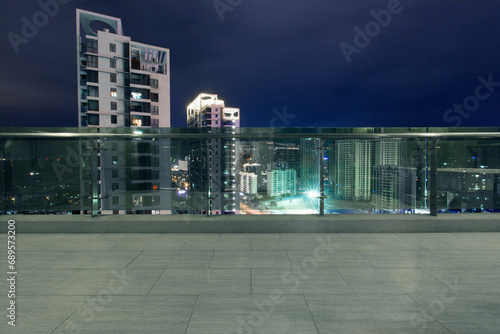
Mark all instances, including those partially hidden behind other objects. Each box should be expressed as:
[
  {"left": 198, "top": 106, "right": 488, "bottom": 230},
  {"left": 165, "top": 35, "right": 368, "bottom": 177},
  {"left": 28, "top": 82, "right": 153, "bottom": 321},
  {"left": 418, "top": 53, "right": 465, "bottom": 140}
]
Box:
[{"left": 0, "top": 0, "right": 499, "bottom": 128}]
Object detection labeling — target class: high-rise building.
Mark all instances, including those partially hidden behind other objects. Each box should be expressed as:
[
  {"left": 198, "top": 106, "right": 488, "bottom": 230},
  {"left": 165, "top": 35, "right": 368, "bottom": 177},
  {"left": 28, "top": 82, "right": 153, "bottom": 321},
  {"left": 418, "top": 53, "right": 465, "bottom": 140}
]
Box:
[
  {"left": 335, "top": 139, "right": 372, "bottom": 200},
  {"left": 372, "top": 165, "right": 417, "bottom": 212},
  {"left": 240, "top": 172, "right": 258, "bottom": 195},
  {"left": 267, "top": 169, "right": 297, "bottom": 198},
  {"left": 76, "top": 9, "right": 171, "bottom": 214},
  {"left": 77, "top": 9, "right": 170, "bottom": 128},
  {"left": 300, "top": 139, "right": 320, "bottom": 192},
  {"left": 186, "top": 93, "right": 240, "bottom": 214}
]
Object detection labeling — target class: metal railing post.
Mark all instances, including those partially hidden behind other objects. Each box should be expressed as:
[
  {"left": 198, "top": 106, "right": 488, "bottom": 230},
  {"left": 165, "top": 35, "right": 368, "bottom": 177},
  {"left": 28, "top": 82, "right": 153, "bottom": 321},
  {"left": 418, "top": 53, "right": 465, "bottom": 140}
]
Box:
[
  {"left": 429, "top": 138, "right": 438, "bottom": 216},
  {"left": 319, "top": 138, "right": 326, "bottom": 216}
]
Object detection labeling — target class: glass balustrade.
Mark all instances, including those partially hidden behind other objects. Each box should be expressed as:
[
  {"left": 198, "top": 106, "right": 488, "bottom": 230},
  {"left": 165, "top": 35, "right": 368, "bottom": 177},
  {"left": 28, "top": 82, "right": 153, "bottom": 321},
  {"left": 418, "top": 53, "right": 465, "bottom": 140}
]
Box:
[{"left": 1, "top": 127, "right": 499, "bottom": 216}]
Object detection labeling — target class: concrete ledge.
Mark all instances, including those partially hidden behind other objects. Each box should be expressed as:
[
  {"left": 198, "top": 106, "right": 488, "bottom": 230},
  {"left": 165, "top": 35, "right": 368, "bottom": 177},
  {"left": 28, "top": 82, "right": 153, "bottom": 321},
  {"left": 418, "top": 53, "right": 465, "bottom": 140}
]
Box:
[{"left": 1, "top": 214, "right": 500, "bottom": 233}]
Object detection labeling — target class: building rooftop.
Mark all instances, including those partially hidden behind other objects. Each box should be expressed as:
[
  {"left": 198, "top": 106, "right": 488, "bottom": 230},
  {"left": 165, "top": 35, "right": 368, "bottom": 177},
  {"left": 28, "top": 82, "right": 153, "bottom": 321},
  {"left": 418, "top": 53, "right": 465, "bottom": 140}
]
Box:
[{"left": 2, "top": 230, "right": 499, "bottom": 333}]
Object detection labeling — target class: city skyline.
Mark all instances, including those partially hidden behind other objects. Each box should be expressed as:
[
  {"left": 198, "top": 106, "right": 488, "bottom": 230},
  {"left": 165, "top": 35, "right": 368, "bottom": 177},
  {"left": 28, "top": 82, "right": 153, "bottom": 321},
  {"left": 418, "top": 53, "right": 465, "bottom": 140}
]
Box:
[{"left": 1, "top": 1, "right": 499, "bottom": 128}]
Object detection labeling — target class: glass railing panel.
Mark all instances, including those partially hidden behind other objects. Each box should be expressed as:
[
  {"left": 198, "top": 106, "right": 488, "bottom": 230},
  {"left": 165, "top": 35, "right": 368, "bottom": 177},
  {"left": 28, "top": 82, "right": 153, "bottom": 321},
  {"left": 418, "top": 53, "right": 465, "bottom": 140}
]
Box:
[
  {"left": 436, "top": 135, "right": 500, "bottom": 213},
  {"left": 322, "top": 136, "right": 429, "bottom": 214},
  {"left": 0, "top": 128, "right": 95, "bottom": 214}
]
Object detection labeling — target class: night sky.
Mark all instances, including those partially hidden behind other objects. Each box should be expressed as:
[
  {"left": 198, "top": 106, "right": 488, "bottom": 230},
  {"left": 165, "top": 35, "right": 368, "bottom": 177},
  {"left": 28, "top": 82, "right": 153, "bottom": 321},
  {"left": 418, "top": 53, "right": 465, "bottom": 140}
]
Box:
[{"left": 1, "top": 0, "right": 499, "bottom": 128}]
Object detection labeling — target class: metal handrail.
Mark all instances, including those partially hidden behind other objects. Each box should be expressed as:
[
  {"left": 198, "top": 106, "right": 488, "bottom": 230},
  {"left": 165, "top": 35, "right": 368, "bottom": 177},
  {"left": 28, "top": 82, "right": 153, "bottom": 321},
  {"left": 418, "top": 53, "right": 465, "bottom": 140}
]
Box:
[{"left": 1, "top": 131, "right": 500, "bottom": 139}]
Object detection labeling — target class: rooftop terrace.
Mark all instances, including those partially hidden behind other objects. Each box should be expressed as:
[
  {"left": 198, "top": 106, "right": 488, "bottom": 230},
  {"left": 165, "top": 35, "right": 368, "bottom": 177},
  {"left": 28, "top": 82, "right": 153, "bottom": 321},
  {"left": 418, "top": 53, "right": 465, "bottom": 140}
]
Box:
[{"left": 1, "top": 231, "right": 499, "bottom": 333}]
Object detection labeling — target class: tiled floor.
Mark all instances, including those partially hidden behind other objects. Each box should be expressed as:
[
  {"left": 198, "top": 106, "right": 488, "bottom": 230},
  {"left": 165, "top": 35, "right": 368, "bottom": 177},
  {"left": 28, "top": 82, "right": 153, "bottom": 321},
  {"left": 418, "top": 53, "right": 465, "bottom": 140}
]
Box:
[{"left": 1, "top": 233, "right": 500, "bottom": 333}]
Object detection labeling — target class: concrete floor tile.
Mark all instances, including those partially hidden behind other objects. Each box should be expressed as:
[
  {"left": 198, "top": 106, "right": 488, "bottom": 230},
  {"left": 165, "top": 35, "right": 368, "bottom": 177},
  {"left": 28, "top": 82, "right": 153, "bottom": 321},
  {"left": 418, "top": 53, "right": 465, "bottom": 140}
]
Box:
[
  {"left": 360, "top": 250, "right": 457, "bottom": 268},
  {"left": 127, "top": 251, "right": 214, "bottom": 269},
  {"left": 0, "top": 295, "right": 88, "bottom": 333},
  {"left": 432, "top": 250, "right": 500, "bottom": 267},
  {"left": 408, "top": 293, "right": 500, "bottom": 325},
  {"left": 150, "top": 269, "right": 250, "bottom": 294},
  {"left": 54, "top": 295, "right": 197, "bottom": 333},
  {"left": 220, "top": 233, "right": 280, "bottom": 239},
  {"left": 42, "top": 251, "right": 141, "bottom": 269},
  {"left": 251, "top": 238, "right": 319, "bottom": 251},
  {"left": 16, "top": 269, "right": 77, "bottom": 296},
  {"left": 305, "top": 294, "right": 431, "bottom": 323},
  {"left": 252, "top": 269, "right": 353, "bottom": 295},
  {"left": 315, "top": 321, "right": 452, "bottom": 334},
  {"left": 210, "top": 251, "right": 291, "bottom": 269},
  {"left": 321, "top": 239, "right": 390, "bottom": 251},
  {"left": 1, "top": 251, "right": 68, "bottom": 272},
  {"left": 337, "top": 268, "right": 449, "bottom": 294},
  {"left": 288, "top": 250, "right": 375, "bottom": 269},
  {"left": 423, "top": 267, "right": 500, "bottom": 293},
  {"left": 45, "top": 269, "right": 164, "bottom": 295},
  {"left": 187, "top": 295, "right": 317, "bottom": 334},
  {"left": 110, "top": 238, "right": 187, "bottom": 251},
  {"left": 181, "top": 238, "right": 251, "bottom": 251}
]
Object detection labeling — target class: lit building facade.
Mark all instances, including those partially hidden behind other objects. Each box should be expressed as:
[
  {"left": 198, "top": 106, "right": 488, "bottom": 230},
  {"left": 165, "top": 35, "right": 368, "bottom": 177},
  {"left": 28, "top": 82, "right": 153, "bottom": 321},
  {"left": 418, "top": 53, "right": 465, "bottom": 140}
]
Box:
[
  {"left": 76, "top": 9, "right": 171, "bottom": 214},
  {"left": 335, "top": 139, "right": 372, "bottom": 200},
  {"left": 186, "top": 93, "right": 240, "bottom": 214},
  {"left": 300, "top": 139, "right": 320, "bottom": 192},
  {"left": 267, "top": 169, "right": 297, "bottom": 198},
  {"left": 240, "top": 172, "right": 258, "bottom": 195}
]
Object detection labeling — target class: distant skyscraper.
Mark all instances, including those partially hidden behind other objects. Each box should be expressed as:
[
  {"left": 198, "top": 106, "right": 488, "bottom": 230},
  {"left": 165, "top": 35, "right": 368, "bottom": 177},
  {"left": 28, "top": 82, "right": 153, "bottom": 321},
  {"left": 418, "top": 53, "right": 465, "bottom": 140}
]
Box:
[
  {"left": 335, "top": 139, "right": 372, "bottom": 200},
  {"left": 186, "top": 93, "right": 240, "bottom": 214},
  {"left": 335, "top": 138, "right": 409, "bottom": 202},
  {"left": 300, "top": 139, "right": 320, "bottom": 192},
  {"left": 240, "top": 172, "right": 258, "bottom": 195},
  {"left": 374, "top": 138, "right": 404, "bottom": 166},
  {"left": 267, "top": 169, "right": 297, "bottom": 198},
  {"left": 372, "top": 165, "right": 417, "bottom": 212},
  {"left": 76, "top": 9, "right": 171, "bottom": 214}
]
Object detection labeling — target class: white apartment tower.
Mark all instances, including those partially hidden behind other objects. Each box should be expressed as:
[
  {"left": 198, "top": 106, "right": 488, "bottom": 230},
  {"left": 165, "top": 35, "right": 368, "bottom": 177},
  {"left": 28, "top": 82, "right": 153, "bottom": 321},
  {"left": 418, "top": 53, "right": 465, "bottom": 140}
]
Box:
[
  {"left": 186, "top": 93, "right": 240, "bottom": 214},
  {"left": 267, "top": 169, "right": 297, "bottom": 198},
  {"left": 335, "top": 139, "right": 372, "bottom": 200},
  {"left": 77, "top": 9, "right": 170, "bottom": 128},
  {"left": 76, "top": 9, "right": 171, "bottom": 214}
]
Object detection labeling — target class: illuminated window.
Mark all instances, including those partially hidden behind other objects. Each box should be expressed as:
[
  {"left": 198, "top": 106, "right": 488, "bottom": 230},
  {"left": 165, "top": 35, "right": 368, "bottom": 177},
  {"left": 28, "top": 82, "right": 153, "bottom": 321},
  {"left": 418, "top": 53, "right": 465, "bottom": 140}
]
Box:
[
  {"left": 110, "top": 88, "right": 117, "bottom": 97},
  {"left": 132, "top": 92, "right": 142, "bottom": 99},
  {"left": 132, "top": 118, "right": 142, "bottom": 127}
]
